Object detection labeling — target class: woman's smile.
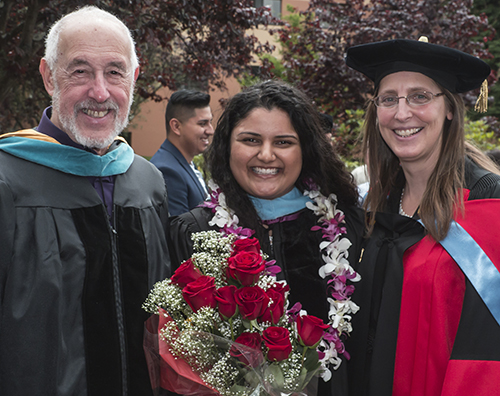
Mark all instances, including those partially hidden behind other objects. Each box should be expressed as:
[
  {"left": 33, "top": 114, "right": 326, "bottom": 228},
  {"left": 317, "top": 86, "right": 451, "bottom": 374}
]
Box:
[
  {"left": 393, "top": 127, "right": 423, "bottom": 138},
  {"left": 251, "top": 167, "right": 280, "bottom": 175}
]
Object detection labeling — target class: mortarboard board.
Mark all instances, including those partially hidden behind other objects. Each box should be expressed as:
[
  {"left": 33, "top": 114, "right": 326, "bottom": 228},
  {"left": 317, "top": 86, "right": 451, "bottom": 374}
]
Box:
[{"left": 345, "top": 37, "right": 491, "bottom": 111}]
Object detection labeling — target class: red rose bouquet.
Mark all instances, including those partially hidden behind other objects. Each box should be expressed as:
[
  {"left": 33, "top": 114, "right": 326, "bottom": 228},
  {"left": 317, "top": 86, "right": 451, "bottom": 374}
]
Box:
[{"left": 143, "top": 231, "right": 350, "bottom": 395}]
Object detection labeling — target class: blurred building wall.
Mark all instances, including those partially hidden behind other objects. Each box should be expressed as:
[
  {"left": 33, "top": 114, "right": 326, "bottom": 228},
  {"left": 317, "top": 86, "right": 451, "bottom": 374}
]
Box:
[{"left": 129, "top": 0, "right": 310, "bottom": 157}]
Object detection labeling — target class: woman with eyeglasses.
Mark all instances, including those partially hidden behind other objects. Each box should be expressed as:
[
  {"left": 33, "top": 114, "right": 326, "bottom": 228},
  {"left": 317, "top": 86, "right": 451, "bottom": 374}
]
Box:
[{"left": 342, "top": 38, "right": 500, "bottom": 396}]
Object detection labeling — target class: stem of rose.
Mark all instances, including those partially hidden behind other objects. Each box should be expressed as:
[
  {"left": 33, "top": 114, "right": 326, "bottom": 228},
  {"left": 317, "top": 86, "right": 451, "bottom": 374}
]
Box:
[
  {"left": 229, "top": 317, "right": 234, "bottom": 341},
  {"left": 300, "top": 346, "right": 308, "bottom": 370}
]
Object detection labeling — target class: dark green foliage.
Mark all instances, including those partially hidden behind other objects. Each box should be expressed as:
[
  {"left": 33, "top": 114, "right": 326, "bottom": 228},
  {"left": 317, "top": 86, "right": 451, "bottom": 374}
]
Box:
[
  {"left": 0, "top": 0, "right": 276, "bottom": 132},
  {"left": 267, "top": 0, "right": 497, "bottom": 161},
  {"left": 3, "top": 0, "right": 499, "bottom": 159},
  {"left": 473, "top": 0, "right": 500, "bottom": 119},
  {"left": 271, "top": 0, "right": 494, "bottom": 115}
]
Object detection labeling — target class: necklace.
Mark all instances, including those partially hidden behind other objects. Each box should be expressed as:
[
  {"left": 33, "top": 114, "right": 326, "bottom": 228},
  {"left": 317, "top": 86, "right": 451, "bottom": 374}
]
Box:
[
  {"left": 399, "top": 188, "right": 413, "bottom": 217},
  {"left": 201, "top": 180, "right": 360, "bottom": 376}
]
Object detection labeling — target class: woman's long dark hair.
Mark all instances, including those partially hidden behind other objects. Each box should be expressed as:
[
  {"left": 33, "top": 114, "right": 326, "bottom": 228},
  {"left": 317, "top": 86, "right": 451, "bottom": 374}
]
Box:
[{"left": 205, "top": 80, "right": 358, "bottom": 232}]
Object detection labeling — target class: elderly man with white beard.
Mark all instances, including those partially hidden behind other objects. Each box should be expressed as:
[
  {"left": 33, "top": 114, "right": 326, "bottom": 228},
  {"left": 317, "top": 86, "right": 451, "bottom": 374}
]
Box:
[{"left": 0, "top": 6, "right": 170, "bottom": 396}]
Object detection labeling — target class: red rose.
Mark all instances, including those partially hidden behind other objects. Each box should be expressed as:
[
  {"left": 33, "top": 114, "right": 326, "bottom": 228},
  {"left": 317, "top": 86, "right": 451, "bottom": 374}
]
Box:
[
  {"left": 215, "top": 285, "right": 238, "bottom": 320},
  {"left": 227, "top": 251, "right": 265, "bottom": 286},
  {"left": 234, "top": 286, "right": 269, "bottom": 320},
  {"left": 230, "top": 332, "right": 264, "bottom": 367},
  {"left": 268, "top": 281, "right": 290, "bottom": 300},
  {"left": 171, "top": 258, "right": 202, "bottom": 288},
  {"left": 262, "top": 326, "right": 292, "bottom": 362},
  {"left": 182, "top": 275, "right": 217, "bottom": 312},
  {"left": 259, "top": 289, "right": 285, "bottom": 325},
  {"left": 296, "top": 315, "right": 330, "bottom": 347},
  {"left": 232, "top": 238, "right": 261, "bottom": 255}
]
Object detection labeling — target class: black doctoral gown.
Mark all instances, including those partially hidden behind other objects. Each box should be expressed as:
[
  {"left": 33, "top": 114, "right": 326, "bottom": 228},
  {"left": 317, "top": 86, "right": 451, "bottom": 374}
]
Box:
[{"left": 169, "top": 204, "right": 365, "bottom": 396}]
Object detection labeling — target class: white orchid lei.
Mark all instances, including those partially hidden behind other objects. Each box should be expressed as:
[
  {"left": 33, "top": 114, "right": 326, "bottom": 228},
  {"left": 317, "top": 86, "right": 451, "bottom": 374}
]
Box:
[{"left": 201, "top": 180, "right": 360, "bottom": 381}]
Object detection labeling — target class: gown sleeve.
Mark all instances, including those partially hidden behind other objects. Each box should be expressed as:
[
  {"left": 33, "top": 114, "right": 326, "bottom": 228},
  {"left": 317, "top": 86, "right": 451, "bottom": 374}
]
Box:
[
  {"left": 465, "top": 157, "right": 500, "bottom": 200},
  {"left": 168, "top": 207, "right": 215, "bottom": 270},
  {"left": 467, "top": 172, "right": 500, "bottom": 199}
]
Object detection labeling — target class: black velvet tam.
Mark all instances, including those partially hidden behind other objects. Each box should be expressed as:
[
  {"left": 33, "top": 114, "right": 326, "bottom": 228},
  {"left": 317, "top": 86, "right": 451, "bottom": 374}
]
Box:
[{"left": 345, "top": 39, "right": 490, "bottom": 93}]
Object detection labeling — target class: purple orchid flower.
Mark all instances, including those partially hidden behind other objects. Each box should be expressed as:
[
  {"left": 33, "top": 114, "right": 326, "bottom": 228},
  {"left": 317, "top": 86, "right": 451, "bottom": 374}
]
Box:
[
  {"left": 312, "top": 212, "right": 347, "bottom": 241},
  {"left": 287, "top": 302, "right": 302, "bottom": 323},
  {"left": 264, "top": 259, "right": 281, "bottom": 276},
  {"left": 200, "top": 188, "right": 221, "bottom": 211},
  {"left": 327, "top": 271, "right": 356, "bottom": 300},
  {"left": 323, "top": 327, "right": 348, "bottom": 357},
  {"left": 222, "top": 225, "right": 255, "bottom": 238},
  {"left": 303, "top": 178, "right": 318, "bottom": 191}
]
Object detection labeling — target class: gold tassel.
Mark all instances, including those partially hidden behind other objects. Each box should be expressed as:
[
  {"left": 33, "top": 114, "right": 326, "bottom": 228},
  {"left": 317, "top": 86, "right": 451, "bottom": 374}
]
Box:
[
  {"left": 474, "top": 79, "right": 489, "bottom": 113},
  {"left": 417, "top": 36, "right": 487, "bottom": 113}
]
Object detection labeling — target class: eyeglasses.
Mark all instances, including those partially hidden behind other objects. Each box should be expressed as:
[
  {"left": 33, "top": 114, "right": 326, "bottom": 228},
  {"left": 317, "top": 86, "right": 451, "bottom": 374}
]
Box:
[{"left": 372, "top": 91, "right": 445, "bottom": 108}]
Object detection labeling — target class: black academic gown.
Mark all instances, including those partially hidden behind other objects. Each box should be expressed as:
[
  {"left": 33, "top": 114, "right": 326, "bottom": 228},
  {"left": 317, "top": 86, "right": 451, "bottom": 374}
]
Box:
[{"left": 169, "top": 204, "right": 365, "bottom": 396}]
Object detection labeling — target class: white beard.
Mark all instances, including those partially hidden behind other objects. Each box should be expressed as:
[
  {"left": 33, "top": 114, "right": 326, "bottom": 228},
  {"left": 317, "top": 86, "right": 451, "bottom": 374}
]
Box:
[{"left": 51, "top": 81, "right": 135, "bottom": 150}]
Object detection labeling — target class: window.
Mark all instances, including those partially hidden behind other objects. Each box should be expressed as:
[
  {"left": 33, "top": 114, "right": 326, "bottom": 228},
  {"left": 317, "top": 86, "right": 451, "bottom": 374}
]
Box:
[{"left": 254, "top": 0, "right": 282, "bottom": 18}]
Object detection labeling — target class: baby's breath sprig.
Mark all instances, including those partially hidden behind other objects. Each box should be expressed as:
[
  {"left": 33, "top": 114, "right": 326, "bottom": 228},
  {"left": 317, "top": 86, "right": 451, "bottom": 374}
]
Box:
[
  {"left": 190, "top": 231, "right": 235, "bottom": 286},
  {"left": 142, "top": 279, "right": 190, "bottom": 320}
]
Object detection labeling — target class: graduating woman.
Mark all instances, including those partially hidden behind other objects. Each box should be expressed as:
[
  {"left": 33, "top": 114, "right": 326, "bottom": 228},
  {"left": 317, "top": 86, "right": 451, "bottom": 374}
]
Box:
[
  {"left": 169, "top": 80, "right": 364, "bottom": 395},
  {"left": 344, "top": 38, "right": 500, "bottom": 396}
]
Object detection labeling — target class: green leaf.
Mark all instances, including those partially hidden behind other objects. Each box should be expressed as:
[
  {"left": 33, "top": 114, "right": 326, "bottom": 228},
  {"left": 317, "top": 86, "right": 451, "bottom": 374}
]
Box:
[
  {"left": 303, "top": 347, "right": 321, "bottom": 372},
  {"left": 264, "top": 363, "right": 285, "bottom": 389}
]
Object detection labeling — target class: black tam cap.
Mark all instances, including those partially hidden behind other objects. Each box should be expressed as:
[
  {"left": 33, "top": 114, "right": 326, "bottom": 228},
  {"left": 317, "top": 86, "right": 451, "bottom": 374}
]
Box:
[{"left": 345, "top": 38, "right": 490, "bottom": 94}]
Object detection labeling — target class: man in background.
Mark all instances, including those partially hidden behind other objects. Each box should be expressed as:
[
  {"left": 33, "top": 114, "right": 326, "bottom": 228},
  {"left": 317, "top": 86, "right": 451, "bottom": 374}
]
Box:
[
  {"left": 150, "top": 90, "right": 214, "bottom": 215},
  {"left": 0, "top": 6, "right": 170, "bottom": 395}
]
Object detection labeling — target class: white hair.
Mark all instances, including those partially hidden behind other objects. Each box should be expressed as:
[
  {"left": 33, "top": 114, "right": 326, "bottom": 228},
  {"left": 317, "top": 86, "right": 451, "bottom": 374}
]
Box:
[{"left": 44, "top": 5, "right": 139, "bottom": 71}]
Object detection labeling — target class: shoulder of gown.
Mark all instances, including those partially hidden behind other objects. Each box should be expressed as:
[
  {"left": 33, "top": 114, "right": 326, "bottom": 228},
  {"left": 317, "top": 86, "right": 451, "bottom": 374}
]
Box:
[{"left": 465, "top": 158, "right": 500, "bottom": 200}]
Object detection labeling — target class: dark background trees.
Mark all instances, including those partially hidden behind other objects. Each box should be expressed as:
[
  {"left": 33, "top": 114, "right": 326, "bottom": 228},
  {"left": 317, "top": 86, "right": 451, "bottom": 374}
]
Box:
[
  {"left": 2, "top": 0, "right": 498, "bottom": 157},
  {"left": 264, "top": 0, "right": 497, "bottom": 160},
  {"left": 0, "top": 0, "right": 276, "bottom": 133},
  {"left": 271, "top": 0, "right": 495, "bottom": 115},
  {"left": 473, "top": 0, "right": 500, "bottom": 118}
]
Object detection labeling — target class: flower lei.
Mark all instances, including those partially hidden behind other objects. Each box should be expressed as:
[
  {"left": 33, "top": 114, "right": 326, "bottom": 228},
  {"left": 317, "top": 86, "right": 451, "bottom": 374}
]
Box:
[{"left": 201, "top": 180, "right": 360, "bottom": 380}]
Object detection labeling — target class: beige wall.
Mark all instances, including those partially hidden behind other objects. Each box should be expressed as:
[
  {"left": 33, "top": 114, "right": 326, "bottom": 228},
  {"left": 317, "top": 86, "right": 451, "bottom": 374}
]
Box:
[
  {"left": 129, "top": 32, "right": 279, "bottom": 158},
  {"left": 129, "top": 77, "right": 241, "bottom": 157},
  {"left": 283, "top": 0, "right": 309, "bottom": 14},
  {"left": 129, "top": 0, "right": 303, "bottom": 157}
]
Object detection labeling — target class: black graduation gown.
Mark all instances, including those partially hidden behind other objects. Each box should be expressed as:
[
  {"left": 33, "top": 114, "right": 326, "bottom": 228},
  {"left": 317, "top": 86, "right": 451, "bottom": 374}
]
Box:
[
  {"left": 169, "top": 204, "right": 365, "bottom": 396},
  {"left": 345, "top": 159, "right": 500, "bottom": 396}
]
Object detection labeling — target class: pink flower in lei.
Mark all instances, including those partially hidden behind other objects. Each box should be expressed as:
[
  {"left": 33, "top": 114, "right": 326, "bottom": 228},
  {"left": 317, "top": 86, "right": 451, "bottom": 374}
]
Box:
[
  {"left": 201, "top": 180, "right": 360, "bottom": 379},
  {"left": 327, "top": 270, "right": 357, "bottom": 300},
  {"left": 202, "top": 180, "right": 255, "bottom": 238},
  {"left": 311, "top": 211, "right": 347, "bottom": 241},
  {"left": 304, "top": 184, "right": 361, "bottom": 378}
]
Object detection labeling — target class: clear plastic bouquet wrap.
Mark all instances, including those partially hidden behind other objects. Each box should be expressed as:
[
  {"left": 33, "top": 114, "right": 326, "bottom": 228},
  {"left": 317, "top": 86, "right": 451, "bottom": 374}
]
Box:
[{"left": 143, "top": 230, "right": 358, "bottom": 395}]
